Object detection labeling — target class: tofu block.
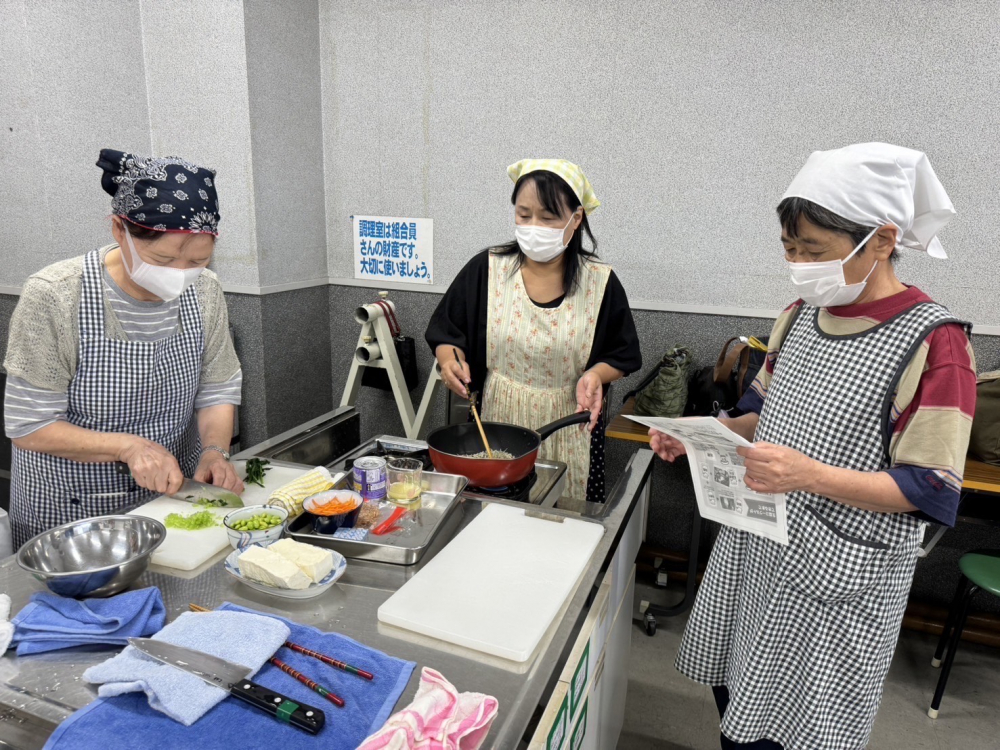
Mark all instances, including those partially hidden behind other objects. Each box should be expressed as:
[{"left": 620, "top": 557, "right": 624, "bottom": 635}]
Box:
[
  {"left": 237, "top": 545, "right": 311, "bottom": 590},
  {"left": 269, "top": 539, "right": 335, "bottom": 583}
]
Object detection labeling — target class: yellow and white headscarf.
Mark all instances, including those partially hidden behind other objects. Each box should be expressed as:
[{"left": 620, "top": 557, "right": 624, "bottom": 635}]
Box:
[{"left": 507, "top": 159, "right": 600, "bottom": 214}]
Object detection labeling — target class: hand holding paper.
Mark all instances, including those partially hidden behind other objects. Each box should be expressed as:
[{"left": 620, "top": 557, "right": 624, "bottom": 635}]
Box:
[
  {"left": 648, "top": 429, "right": 686, "bottom": 462},
  {"left": 738, "top": 442, "right": 818, "bottom": 495},
  {"left": 628, "top": 415, "right": 789, "bottom": 545}
]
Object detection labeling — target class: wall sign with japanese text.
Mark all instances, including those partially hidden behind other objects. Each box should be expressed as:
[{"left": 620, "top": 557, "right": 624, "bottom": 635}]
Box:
[{"left": 352, "top": 215, "right": 433, "bottom": 284}]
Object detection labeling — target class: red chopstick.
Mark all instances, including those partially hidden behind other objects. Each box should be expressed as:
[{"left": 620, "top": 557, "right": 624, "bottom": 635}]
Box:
[
  {"left": 284, "top": 641, "right": 375, "bottom": 681},
  {"left": 270, "top": 657, "right": 346, "bottom": 707}
]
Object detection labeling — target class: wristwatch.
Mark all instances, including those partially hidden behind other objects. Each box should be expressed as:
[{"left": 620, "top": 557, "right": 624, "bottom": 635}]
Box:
[{"left": 201, "top": 445, "right": 231, "bottom": 461}]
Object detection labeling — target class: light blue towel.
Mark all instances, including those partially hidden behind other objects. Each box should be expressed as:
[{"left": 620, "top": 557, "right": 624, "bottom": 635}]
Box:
[
  {"left": 10, "top": 588, "right": 166, "bottom": 656},
  {"left": 46, "top": 604, "right": 416, "bottom": 750},
  {"left": 82, "top": 610, "right": 290, "bottom": 726}
]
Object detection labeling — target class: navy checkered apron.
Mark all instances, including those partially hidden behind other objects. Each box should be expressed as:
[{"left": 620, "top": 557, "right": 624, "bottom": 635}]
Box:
[
  {"left": 10, "top": 249, "right": 203, "bottom": 548},
  {"left": 675, "top": 301, "right": 967, "bottom": 749}
]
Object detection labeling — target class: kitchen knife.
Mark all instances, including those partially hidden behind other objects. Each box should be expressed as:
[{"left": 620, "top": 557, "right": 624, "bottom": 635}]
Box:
[
  {"left": 171, "top": 478, "right": 244, "bottom": 508},
  {"left": 113, "top": 462, "right": 244, "bottom": 507},
  {"left": 127, "top": 638, "right": 325, "bottom": 734}
]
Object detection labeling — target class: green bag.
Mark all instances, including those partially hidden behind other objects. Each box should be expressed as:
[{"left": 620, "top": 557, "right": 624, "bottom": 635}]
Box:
[
  {"left": 633, "top": 347, "right": 692, "bottom": 418},
  {"left": 969, "top": 370, "right": 1000, "bottom": 465}
]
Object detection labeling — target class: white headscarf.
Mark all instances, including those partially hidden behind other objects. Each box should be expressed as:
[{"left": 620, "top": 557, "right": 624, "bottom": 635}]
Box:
[{"left": 781, "top": 142, "right": 955, "bottom": 258}]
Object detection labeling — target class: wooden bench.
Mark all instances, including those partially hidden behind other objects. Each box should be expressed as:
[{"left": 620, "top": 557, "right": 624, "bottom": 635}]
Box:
[{"left": 608, "top": 398, "right": 1000, "bottom": 497}]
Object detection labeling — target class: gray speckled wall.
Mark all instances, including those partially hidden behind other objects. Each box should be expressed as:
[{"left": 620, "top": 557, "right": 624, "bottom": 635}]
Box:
[
  {"left": 223, "top": 293, "right": 267, "bottom": 448},
  {"left": 244, "top": 0, "right": 328, "bottom": 286},
  {"left": 319, "top": 0, "right": 1000, "bottom": 328},
  {"left": 261, "top": 287, "right": 333, "bottom": 436}
]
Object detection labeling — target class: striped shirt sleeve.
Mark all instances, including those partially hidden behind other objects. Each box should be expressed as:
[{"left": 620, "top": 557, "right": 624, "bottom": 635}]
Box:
[
  {"left": 4, "top": 375, "right": 68, "bottom": 438},
  {"left": 194, "top": 368, "right": 243, "bottom": 409},
  {"left": 886, "top": 323, "right": 976, "bottom": 526}
]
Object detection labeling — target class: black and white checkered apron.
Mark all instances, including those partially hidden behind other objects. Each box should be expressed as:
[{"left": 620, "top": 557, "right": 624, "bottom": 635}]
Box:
[
  {"left": 10, "top": 249, "right": 203, "bottom": 548},
  {"left": 675, "top": 301, "right": 967, "bottom": 749}
]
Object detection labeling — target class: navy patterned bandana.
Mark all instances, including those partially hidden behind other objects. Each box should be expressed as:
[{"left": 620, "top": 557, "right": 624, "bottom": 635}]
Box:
[{"left": 97, "top": 148, "right": 221, "bottom": 235}]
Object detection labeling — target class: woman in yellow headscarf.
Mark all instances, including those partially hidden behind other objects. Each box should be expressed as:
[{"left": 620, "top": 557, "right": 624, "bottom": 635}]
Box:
[{"left": 425, "top": 160, "right": 641, "bottom": 502}]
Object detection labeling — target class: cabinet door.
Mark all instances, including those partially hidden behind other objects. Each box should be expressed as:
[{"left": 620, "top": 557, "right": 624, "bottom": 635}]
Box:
[{"left": 598, "top": 565, "right": 635, "bottom": 749}]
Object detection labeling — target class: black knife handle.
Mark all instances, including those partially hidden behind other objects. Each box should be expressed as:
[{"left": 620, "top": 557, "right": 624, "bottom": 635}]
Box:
[{"left": 230, "top": 679, "right": 326, "bottom": 734}]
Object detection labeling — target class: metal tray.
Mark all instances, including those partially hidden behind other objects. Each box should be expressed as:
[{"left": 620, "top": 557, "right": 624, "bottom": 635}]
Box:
[{"left": 286, "top": 471, "right": 468, "bottom": 565}]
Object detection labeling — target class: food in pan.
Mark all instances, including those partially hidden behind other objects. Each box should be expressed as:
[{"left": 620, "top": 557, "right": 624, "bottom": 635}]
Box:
[{"left": 464, "top": 450, "right": 514, "bottom": 460}]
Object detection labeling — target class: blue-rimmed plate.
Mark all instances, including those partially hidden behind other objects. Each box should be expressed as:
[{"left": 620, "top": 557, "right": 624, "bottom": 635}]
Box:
[{"left": 224, "top": 540, "right": 347, "bottom": 599}]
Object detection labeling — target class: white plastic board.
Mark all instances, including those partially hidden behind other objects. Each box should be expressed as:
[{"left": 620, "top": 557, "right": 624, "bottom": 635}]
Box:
[
  {"left": 378, "top": 503, "right": 605, "bottom": 662},
  {"left": 128, "top": 462, "right": 314, "bottom": 571}
]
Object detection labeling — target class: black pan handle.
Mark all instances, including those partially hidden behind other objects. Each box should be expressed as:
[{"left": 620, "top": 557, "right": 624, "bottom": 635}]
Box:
[
  {"left": 536, "top": 412, "right": 592, "bottom": 441},
  {"left": 230, "top": 679, "right": 326, "bottom": 734}
]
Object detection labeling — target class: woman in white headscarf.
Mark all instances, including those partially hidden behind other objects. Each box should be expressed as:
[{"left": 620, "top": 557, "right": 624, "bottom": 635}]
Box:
[{"left": 650, "top": 143, "right": 977, "bottom": 750}]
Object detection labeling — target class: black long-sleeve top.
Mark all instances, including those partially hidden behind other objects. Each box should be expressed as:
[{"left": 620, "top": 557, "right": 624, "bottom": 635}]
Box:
[{"left": 425, "top": 250, "right": 643, "bottom": 397}]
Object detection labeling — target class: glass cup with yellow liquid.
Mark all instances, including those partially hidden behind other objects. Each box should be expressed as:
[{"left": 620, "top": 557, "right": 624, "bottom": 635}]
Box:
[{"left": 386, "top": 458, "right": 423, "bottom": 508}]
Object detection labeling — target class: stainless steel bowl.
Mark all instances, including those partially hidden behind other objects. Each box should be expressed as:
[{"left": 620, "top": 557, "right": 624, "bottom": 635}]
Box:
[{"left": 17, "top": 516, "right": 166, "bottom": 598}]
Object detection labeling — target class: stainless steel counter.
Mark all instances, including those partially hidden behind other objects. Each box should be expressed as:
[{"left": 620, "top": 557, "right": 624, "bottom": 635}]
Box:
[{"left": 0, "top": 449, "right": 655, "bottom": 749}]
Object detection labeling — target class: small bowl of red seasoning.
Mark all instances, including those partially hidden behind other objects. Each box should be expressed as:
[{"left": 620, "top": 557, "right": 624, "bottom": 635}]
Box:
[{"left": 304, "top": 490, "right": 364, "bottom": 534}]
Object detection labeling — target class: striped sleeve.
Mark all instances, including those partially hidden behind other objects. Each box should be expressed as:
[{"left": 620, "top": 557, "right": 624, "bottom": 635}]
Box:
[
  {"left": 888, "top": 324, "right": 976, "bottom": 526},
  {"left": 4, "top": 375, "right": 68, "bottom": 438},
  {"left": 736, "top": 301, "right": 803, "bottom": 415},
  {"left": 194, "top": 368, "right": 243, "bottom": 409},
  {"left": 886, "top": 323, "right": 977, "bottom": 526}
]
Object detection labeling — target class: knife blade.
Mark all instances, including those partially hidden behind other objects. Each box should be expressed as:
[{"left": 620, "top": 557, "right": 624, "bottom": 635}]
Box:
[
  {"left": 171, "top": 478, "right": 244, "bottom": 508},
  {"left": 113, "top": 463, "right": 244, "bottom": 507},
  {"left": 128, "top": 638, "right": 325, "bottom": 734}
]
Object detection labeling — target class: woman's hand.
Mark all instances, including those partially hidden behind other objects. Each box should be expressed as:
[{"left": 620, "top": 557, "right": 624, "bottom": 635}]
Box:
[
  {"left": 118, "top": 436, "right": 184, "bottom": 495},
  {"left": 737, "top": 442, "right": 817, "bottom": 494},
  {"left": 438, "top": 352, "right": 471, "bottom": 399},
  {"left": 649, "top": 430, "right": 687, "bottom": 462},
  {"left": 194, "top": 450, "right": 245, "bottom": 493},
  {"left": 575, "top": 370, "right": 604, "bottom": 432}
]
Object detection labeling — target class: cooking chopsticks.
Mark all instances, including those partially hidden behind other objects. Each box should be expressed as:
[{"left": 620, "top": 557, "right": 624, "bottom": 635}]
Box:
[
  {"left": 284, "top": 641, "right": 374, "bottom": 681},
  {"left": 467, "top": 391, "right": 494, "bottom": 460},
  {"left": 189, "top": 604, "right": 373, "bottom": 693},
  {"left": 271, "top": 657, "right": 345, "bottom": 706},
  {"left": 451, "top": 348, "right": 494, "bottom": 458}
]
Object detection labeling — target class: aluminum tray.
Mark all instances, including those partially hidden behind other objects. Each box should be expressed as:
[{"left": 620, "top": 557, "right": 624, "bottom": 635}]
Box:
[{"left": 286, "top": 471, "right": 468, "bottom": 565}]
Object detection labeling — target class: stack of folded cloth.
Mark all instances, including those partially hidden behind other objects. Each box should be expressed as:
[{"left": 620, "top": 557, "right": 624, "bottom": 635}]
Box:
[
  {"left": 8, "top": 588, "right": 165, "bottom": 655},
  {"left": 267, "top": 467, "right": 335, "bottom": 517}
]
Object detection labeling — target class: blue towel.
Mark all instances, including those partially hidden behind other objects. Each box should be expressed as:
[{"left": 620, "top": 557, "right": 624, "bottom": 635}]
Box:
[
  {"left": 10, "top": 588, "right": 166, "bottom": 656},
  {"left": 82, "top": 610, "right": 290, "bottom": 726},
  {"left": 45, "top": 603, "right": 416, "bottom": 750}
]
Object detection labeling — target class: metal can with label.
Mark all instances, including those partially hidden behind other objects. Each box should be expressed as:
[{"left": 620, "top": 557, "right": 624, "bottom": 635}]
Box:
[{"left": 353, "top": 456, "right": 388, "bottom": 501}]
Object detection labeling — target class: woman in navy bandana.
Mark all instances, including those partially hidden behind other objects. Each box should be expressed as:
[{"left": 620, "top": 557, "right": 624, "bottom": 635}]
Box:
[{"left": 2, "top": 149, "right": 243, "bottom": 547}]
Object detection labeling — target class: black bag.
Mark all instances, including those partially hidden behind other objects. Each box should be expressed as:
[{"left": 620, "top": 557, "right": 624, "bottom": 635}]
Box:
[
  {"left": 361, "top": 300, "right": 420, "bottom": 392},
  {"left": 684, "top": 337, "right": 768, "bottom": 417}
]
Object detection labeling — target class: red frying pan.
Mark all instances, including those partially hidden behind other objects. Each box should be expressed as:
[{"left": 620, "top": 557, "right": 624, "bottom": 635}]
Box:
[{"left": 425, "top": 413, "right": 590, "bottom": 487}]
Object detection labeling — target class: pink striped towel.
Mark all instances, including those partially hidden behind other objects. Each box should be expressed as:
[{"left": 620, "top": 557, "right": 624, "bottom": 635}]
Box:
[{"left": 358, "top": 667, "right": 498, "bottom": 750}]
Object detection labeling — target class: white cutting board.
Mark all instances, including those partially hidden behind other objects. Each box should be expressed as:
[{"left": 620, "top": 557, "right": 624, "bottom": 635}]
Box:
[
  {"left": 378, "top": 503, "right": 605, "bottom": 662},
  {"left": 128, "top": 461, "right": 315, "bottom": 571}
]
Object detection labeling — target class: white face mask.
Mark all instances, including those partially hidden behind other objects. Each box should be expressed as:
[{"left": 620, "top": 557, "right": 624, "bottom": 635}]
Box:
[
  {"left": 788, "top": 227, "right": 880, "bottom": 307},
  {"left": 515, "top": 211, "right": 579, "bottom": 263},
  {"left": 122, "top": 226, "right": 203, "bottom": 301}
]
